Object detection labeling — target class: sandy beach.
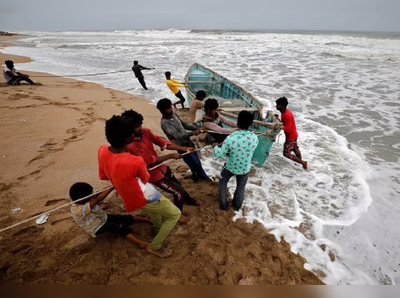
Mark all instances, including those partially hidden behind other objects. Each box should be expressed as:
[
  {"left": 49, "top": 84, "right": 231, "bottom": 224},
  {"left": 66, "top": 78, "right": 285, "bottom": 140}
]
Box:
[{"left": 0, "top": 36, "right": 323, "bottom": 285}]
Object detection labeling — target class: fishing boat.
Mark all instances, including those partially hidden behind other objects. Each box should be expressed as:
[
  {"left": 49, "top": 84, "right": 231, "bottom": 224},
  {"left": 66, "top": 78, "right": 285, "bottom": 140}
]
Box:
[{"left": 184, "top": 63, "right": 282, "bottom": 166}]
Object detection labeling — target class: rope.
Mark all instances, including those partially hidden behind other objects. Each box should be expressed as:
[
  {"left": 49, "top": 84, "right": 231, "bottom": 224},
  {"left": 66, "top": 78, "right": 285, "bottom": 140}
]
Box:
[
  {"left": 0, "top": 186, "right": 113, "bottom": 234},
  {"left": 0, "top": 145, "right": 211, "bottom": 234},
  {"left": 29, "top": 69, "right": 132, "bottom": 78}
]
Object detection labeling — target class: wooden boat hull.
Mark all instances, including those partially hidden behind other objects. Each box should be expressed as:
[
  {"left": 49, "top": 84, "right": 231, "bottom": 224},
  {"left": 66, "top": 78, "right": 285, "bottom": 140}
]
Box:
[{"left": 184, "top": 63, "right": 281, "bottom": 166}]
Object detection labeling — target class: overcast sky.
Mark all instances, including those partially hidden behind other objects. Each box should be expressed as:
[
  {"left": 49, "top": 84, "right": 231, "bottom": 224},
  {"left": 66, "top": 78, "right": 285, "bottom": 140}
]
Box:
[{"left": 1, "top": 1, "right": 400, "bottom": 32}]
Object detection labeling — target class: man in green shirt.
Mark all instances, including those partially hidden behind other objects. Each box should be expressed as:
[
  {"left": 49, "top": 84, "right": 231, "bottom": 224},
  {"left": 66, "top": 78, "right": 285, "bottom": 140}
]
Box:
[{"left": 214, "top": 111, "right": 259, "bottom": 211}]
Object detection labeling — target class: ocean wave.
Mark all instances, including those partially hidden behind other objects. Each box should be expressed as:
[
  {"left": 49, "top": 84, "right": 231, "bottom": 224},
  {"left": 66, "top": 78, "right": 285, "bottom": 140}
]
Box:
[
  {"left": 56, "top": 44, "right": 92, "bottom": 50},
  {"left": 325, "top": 42, "right": 352, "bottom": 47},
  {"left": 190, "top": 30, "right": 226, "bottom": 35},
  {"left": 321, "top": 49, "right": 400, "bottom": 61}
]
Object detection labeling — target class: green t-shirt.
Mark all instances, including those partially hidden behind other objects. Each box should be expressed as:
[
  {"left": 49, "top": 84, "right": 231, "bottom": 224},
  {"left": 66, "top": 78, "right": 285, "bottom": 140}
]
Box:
[{"left": 214, "top": 130, "right": 259, "bottom": 175}]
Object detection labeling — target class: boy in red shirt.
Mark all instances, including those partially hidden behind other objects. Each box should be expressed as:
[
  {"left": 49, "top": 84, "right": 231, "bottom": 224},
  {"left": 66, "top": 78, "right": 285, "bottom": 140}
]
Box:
[
  {"left": 276, "top": 97, "right": 308, "bottom": 170},
  {"left": 98, "top": 115, "right": 181, "bottom": 258},
  {"left": 121, "top": 110, "right": 200, "bottom": 213}
]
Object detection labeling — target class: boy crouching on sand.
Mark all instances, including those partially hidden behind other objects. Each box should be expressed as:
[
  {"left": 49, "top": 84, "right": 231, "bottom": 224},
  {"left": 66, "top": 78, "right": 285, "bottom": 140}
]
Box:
[{"left": 70, "top": 182, "right": 150, "bottom": 247}]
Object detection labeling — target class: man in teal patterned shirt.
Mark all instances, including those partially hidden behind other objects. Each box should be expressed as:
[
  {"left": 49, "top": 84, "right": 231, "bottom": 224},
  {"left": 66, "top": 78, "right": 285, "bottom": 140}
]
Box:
[{"left": 213, "top": 111, "right": 259, "bottom": 211}]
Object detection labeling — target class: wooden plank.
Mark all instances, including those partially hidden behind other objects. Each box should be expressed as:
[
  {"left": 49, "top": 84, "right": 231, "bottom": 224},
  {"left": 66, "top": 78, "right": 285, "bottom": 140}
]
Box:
[{"left": 220, "top": 107, "right": 260, "bottom": 112}]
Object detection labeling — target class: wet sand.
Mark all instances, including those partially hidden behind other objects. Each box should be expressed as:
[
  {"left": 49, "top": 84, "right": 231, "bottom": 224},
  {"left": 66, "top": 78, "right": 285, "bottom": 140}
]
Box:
[{"left": 0, "top": 37, "right": 323, "bottom": 285}]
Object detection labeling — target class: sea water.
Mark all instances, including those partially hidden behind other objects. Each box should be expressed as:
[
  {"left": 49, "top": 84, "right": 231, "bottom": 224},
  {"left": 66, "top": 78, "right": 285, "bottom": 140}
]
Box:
[{"left": 2, "top": 30, "right": 400, "bottom": 285}]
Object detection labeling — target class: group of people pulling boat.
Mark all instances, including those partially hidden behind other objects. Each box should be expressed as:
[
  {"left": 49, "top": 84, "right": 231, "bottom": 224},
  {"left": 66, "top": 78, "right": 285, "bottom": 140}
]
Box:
[{"left": 3, "top": 59, "right": 308, "bottom": 258}]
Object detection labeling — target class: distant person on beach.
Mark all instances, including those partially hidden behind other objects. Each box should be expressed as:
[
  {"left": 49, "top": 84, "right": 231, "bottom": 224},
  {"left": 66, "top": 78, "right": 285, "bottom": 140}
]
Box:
[
  {"left": 157, "top": 98, "right": 210, "bottom": 182},
  {"left": 190, "top": 90, "right": 206, "bottom": 123},
  {"left": 203, "top": 98, "right": 237, "bottom": 143},
  {"left": 98, "top": 115, "right": 181, "bottom": 258},
  {"left": 275, "top": 97, "right": 308, "bottom": 170},
  {"left": 132, "top": 61, "right": 154, "bottom": 90},
  {"left": 165, "top": 71, "right": 187, "bottom": 109},
  {"left": 214, "top": 111, "right": 259, "bottom": 211},
  {"left": 121, "top": 109, "right": 201, "bottom": 213},
  {"left": 3, "top": 60, "right": 35, "bottom": 85},
  {"left": 70, "top": 182, "right": 150, "bottom": 247}
]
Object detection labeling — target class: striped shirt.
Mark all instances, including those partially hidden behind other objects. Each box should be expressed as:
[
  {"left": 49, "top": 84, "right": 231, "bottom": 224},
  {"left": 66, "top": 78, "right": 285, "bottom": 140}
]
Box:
[{"left": 71, "top": 202, "right": 107, "bottom": 238}]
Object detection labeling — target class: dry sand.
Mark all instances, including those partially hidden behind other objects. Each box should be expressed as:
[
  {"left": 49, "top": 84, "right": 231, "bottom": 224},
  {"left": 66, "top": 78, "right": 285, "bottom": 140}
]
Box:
[{"left": 0, "top": 37, "right": 323, "bottom": 285}]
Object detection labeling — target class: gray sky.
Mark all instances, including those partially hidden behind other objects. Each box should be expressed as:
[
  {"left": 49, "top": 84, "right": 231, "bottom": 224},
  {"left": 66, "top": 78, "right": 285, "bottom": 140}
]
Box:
[{"left": 1, "top": 1, "right": 400, "bottom": 32}]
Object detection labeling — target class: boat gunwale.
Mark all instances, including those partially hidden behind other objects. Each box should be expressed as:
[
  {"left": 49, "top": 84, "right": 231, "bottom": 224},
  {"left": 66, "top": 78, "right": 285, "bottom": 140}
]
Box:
[
  {"left": 183, "top": 63, "right": 281, "bottom": 129},
  {"left": 184, "top": 63, "right": 264, "bottom": 112}
]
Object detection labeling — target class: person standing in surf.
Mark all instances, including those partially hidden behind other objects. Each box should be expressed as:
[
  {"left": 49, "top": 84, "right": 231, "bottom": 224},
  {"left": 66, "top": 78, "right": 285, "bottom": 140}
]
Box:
[
  {"left": 132, "top": 61, "right": 154, "bottom": 90},
  {"left": 275, "top": 97, "right": 308, "bottom": 170},
  {"left": 213, "top": 111, "right": 258, "bottom": 211}
]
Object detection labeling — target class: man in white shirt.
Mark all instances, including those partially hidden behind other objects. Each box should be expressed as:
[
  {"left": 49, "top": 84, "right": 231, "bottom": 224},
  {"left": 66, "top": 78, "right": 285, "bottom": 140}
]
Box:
[{"left": 3, "top": 60, "right": 35, "bottom": 85}]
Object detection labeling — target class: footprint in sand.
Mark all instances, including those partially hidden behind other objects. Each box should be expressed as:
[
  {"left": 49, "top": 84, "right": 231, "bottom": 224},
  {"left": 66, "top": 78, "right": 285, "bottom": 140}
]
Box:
[
  {"left": 66, "top": 128, "right": 78, "bottom": 134},
  {"left": 40, "top": 141, "right": 58, "bottom": 149},
  {"left": 272, "top": 256, "right": 284, "bottom": 277}
]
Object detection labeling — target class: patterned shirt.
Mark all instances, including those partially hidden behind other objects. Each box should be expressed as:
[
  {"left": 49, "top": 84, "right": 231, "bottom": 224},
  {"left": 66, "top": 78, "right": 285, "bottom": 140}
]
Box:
[
  {"left": 161, "top": 112, "right": 198, "bottom": 147},
  {"left": 71, "top": 202, "right": 107, "bottom": 238},
  {"left": 214, "top": 130, "right": 259, "bottom": 175},
  {"left": 127, "top": 128, "right": 171, "bottom": 183}
]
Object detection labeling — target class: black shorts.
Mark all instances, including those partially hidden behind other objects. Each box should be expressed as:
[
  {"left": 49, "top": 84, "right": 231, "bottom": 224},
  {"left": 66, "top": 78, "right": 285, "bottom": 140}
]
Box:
[{"left": 95, "top": 214, "right": 135, "bottom": 238}]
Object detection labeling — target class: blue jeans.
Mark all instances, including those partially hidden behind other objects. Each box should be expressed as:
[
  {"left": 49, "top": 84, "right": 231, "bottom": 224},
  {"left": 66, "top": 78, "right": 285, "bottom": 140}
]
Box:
[
  {"left": 180, "top": 152, "right": 209, "bottom": 182},
  {"left": 219, "top": 167, "right": 249, "bottom": 211}
]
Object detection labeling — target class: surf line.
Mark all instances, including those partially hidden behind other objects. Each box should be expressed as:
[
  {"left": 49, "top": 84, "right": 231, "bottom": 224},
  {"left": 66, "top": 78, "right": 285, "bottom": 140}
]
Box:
[{"left": 0, "top": 145, "right": 212, "bottom": 234}]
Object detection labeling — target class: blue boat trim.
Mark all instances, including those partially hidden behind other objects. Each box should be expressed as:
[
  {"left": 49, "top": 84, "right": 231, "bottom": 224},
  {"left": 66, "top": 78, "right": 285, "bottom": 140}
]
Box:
[{"left": 184, "top": 63, "right": 282, "bottom": 165}]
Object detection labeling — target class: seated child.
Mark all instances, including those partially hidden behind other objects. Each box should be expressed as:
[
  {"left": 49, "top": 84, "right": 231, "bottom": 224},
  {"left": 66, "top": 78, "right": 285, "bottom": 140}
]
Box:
[{"left": 69, "top": 182, "right": 150, "bottom": 248}]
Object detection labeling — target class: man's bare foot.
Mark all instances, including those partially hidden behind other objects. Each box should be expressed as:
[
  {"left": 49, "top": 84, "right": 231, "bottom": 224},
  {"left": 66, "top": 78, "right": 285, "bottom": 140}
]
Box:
[
  {"left": 147, "top": 246, "right": 173, "bottom": 258},
  {"left": 194, "top": 200, "right": 201, "bottom": 207},
  {"left": 242, "top": 206, "right": 247, "bottom": 216},
  {"left": 302, "top": 161, "right": 308, "bottom": 170},
  {"left": 178, "top": 215, "right": 188, "bottom": 224}
]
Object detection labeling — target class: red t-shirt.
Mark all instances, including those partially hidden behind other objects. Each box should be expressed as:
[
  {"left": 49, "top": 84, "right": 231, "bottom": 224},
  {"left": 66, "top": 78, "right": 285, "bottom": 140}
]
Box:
[
  {"left": 98, "top": 145, "right": 150, "bottom": 212},
  {"left": 127, "top": 128, "right": 171, "bottom": 184},
  {"left": 281, "top": 109, "right": 298, "bottom": 141}
]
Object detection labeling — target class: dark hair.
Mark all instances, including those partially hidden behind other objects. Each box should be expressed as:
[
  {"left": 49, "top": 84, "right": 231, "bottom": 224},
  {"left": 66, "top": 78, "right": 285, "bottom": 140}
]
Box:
[
  {"left": 5, "top": 60, "right": 13, "bottom": 68},
  {"left": 69, "top": 182, "right": 93, "bottom": 202},
  {"left": 133, "top": 61, "right": 138, "bottom": 65},
  {"left": 165, "top": 71, "right": 171, "bottom": 78},
  {"left": 276, "top": 97, "right": 288, "bottom": 108},
  {"left": 156, "top": 98, "right": 172, "bottom": 111},
  {"left": 121, "top": 109, "right": 144, "bottom": 127},
  {"left": 196, "top": 90, "right": 206, "bottom": 100},
  {"left": 237, "top": 111, "right": 254, "bottom": 130},
  {"left": 204, "top": 98, "right": 219, "bottom": 113},
  {"left": 105, "top": 115, "right": 134, "bottom": 148}
]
